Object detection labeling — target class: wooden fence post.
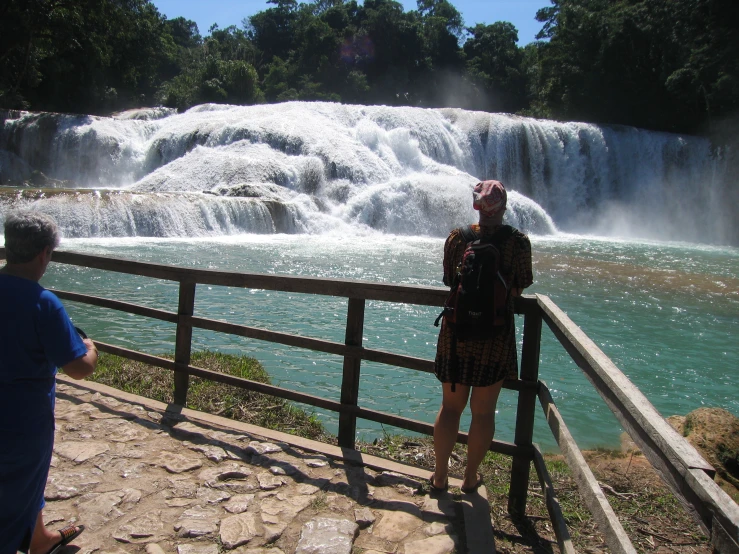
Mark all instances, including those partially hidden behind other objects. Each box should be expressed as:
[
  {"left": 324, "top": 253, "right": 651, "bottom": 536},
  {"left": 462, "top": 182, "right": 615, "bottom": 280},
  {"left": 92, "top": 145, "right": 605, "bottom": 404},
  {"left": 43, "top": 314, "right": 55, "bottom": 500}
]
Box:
[
  {"left": 173, "top": 280, "right": 196, "bottom": 406},
  {"left": 508, "top": 300, "right": 542, "bottom": 518},
  {"left": 338, "top": 297, "right": 365, "bottom": 448}
]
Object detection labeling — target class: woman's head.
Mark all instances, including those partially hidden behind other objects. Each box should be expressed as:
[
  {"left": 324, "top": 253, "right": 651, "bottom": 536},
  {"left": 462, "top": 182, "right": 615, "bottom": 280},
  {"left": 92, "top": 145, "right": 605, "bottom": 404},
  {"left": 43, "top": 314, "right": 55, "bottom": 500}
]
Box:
[
  {"left": 3, "top": 210, "right": 60, "bottom": 264},
  {"left": 472, "top": 180, "right": 506, "bottom": 224}
]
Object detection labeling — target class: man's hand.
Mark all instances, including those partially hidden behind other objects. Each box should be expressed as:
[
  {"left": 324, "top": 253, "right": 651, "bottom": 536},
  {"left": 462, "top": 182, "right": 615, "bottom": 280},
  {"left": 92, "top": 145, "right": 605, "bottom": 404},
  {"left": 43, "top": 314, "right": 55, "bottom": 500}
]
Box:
[{"left": 62, "top": 338, "right": 98, "bottom": 380}]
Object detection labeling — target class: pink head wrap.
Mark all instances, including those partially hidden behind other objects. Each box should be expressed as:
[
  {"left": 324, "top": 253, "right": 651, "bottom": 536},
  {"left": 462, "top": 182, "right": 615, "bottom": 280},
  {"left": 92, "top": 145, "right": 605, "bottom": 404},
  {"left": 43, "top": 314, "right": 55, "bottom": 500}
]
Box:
[{"left": 472, "top": 180, "right": 507, "bottom": 217}]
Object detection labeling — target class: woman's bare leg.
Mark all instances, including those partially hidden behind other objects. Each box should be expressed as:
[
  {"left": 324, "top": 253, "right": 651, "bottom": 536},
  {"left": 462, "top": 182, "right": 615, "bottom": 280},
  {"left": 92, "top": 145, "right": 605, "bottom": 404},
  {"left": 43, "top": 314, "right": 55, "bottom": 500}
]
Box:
[
  {"left": 462, "top": 380, "right": 505, "bottom": 489},
  {"left": 432, "top": 382, "right": 470, "bottom": 488}
]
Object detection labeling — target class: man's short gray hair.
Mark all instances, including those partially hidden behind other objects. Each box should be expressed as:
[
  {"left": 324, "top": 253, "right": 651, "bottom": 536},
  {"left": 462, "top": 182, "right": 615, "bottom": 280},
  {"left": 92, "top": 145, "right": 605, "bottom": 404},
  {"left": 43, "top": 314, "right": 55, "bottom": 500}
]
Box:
[{"left": 3, "top": 210, "right": 61, "bottom": 263}]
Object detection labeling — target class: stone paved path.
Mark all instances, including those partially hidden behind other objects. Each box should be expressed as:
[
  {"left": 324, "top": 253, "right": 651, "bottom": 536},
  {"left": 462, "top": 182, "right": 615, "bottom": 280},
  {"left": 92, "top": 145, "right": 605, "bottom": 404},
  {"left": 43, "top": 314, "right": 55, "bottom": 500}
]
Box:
[{"left": 47, "top": 377, "right": 492, "bottom": 554}]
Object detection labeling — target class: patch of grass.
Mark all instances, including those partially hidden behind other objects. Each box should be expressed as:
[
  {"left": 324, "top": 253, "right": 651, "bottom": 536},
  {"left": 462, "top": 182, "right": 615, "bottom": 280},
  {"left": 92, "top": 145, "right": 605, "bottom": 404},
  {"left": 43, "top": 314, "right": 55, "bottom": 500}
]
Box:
[
  {"left": 309, "top": 492, "right": 328, "bottom": 511},
  {"left": 90, "top": 351, "right": 330, "bottom": 442}
]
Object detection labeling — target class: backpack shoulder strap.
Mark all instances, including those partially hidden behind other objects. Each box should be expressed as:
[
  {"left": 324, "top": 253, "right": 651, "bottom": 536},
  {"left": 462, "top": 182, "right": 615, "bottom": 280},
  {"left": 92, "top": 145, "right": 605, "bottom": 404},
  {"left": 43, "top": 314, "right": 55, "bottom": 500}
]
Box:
[
  {"left": 459, "top": 225, "right": 479, "bottom": 244},
  {"left": 498, "top": 225, "right": 515, "bottom": 242}
]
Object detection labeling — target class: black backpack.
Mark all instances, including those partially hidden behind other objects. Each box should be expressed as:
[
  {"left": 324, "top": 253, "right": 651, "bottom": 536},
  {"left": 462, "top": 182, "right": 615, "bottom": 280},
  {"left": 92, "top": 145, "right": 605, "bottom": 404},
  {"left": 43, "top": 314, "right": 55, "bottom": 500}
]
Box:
[{"left": 434, "top": 225, "right": 514, "bottom": 340}]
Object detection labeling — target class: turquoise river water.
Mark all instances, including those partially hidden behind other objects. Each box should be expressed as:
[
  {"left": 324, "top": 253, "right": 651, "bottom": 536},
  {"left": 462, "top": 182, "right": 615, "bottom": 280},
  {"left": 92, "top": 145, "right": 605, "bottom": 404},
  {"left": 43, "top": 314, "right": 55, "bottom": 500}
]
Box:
[{"left": 39, "top": 232, "right": 738, "bottom": 452}]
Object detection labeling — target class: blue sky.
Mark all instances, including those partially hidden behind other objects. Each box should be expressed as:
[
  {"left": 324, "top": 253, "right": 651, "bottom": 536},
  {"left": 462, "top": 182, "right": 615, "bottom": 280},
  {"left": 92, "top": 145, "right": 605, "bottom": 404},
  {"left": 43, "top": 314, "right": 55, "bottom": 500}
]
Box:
[{"left": 151, "top": 0, "right": 548, "bottom": 45}]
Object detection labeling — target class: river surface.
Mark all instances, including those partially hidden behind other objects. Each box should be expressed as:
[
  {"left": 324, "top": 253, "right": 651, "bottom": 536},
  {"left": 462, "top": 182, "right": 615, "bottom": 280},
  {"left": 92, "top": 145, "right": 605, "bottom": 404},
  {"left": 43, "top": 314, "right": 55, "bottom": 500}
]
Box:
[
  {"left": 3, "top": 102, "right": 736, "bottom": 451},
  {"left": 41, "top": 232, "right": 739, "bottom": 452}
]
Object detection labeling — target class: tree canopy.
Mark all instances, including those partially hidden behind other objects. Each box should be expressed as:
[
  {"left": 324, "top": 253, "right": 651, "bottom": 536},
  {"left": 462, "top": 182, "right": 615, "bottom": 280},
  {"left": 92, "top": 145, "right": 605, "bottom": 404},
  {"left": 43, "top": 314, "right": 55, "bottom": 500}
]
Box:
[{"left": 1, "top": 0, "right": 736, "bottom": 138}]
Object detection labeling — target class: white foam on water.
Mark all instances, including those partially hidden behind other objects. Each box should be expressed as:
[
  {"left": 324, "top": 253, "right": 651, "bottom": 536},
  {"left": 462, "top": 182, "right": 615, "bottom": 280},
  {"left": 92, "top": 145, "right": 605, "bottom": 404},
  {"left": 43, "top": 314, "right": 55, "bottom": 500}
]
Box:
[{"left": 1, "top": 101, "right": 728, "bottom": 243}]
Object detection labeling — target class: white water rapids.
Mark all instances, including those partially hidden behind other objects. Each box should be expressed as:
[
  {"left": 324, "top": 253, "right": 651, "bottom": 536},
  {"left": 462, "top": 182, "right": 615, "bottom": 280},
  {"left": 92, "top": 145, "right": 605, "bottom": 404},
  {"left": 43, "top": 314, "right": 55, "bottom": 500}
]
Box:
[
  {"left": 0, "top": 102, "right": 730, "bottom": 243},
  {"left": 1, "top": 103, "right": 736, "bottom": 446}
]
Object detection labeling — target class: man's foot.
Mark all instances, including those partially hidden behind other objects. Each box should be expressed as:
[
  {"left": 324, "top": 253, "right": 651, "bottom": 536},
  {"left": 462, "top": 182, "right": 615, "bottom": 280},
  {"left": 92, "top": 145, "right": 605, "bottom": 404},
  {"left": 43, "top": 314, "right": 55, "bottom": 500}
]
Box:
[{"left": 33, "top": 525, "right": 84, "bottom": 554}]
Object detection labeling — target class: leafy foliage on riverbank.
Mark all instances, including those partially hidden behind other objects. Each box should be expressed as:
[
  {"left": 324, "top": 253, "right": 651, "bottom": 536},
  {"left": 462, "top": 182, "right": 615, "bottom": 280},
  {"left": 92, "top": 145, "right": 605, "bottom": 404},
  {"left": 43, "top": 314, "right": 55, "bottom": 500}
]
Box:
[{"left": 2, "top": 0, "right": 736, "bottom": 138}]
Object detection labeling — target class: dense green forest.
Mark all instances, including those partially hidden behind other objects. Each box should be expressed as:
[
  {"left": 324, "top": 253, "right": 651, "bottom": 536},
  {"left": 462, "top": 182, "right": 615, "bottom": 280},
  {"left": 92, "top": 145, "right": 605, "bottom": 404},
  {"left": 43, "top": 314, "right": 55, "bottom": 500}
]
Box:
[{"left": 1, "top": 0, "right": 737, "bottom": 139}]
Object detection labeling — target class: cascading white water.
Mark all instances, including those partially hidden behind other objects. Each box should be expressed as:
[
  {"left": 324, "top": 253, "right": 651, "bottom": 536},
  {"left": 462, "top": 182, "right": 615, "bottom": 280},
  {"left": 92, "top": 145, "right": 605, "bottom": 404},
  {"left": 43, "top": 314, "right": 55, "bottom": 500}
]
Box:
[{"left": 0, "top": 102, "right": 727, "bottom": 243}]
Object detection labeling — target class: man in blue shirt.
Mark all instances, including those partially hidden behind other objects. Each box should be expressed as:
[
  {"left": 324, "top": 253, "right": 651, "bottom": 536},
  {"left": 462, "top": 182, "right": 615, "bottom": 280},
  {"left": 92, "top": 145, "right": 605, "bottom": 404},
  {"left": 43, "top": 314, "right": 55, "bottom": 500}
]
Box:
[{"left": 1, "top": 211, "right": 97, "bottom": 554}]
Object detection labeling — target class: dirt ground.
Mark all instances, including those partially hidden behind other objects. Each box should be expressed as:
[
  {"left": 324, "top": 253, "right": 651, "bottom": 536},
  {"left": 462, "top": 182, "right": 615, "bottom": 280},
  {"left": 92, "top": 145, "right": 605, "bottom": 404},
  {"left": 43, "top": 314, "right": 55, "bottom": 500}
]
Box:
[{"left": 489, "top": 450, "right": 719, "bottom": 553}]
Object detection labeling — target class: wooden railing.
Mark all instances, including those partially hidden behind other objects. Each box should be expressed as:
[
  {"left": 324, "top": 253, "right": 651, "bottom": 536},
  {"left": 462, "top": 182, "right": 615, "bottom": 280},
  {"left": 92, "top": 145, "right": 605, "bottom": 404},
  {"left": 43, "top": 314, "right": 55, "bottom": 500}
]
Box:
[{"left": 2, "top": 247, "right": 736, "bottom": 553}]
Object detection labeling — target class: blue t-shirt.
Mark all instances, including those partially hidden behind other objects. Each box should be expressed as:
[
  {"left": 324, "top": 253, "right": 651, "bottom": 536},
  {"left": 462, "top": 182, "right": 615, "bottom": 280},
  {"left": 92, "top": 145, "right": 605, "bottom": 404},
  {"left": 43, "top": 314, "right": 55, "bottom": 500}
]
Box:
[
  {"left": 0, "top": 273, "right": 87, "bottom": 394},
  {"left": 0, "top": 273, "right": 88, "bottom": 552}
]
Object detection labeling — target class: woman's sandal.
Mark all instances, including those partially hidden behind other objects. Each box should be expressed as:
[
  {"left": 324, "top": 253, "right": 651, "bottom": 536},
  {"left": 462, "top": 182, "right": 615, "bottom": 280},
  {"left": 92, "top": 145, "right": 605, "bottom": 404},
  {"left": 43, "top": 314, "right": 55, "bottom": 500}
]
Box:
[
  {"left": 47, "top": 524, "right": 85, "bottom": 554},
  {"left": 428, "top": 474, "right": 449, "bottom": 493},
  {"left": 461, "top": 474, "right": 484, "bottom": 494}
]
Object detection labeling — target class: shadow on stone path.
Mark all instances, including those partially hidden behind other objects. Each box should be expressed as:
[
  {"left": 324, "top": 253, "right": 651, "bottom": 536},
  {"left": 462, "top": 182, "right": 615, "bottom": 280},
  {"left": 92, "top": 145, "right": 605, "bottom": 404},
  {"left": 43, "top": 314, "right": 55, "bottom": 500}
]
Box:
[{"left": 47, "top": 376, "right": 494, "bottom": 554}]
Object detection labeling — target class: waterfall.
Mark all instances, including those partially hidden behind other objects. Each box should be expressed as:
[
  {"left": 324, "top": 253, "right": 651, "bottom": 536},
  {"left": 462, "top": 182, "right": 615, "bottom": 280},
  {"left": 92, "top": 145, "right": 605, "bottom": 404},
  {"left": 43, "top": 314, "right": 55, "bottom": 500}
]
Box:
[{"left": 0, "top": 102, "right": 728, "bottom": 243}]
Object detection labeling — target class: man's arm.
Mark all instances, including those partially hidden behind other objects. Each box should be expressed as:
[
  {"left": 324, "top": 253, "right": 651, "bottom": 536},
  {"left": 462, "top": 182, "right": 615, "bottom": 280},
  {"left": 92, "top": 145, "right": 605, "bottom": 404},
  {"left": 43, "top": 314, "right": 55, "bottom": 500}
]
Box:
[{"left": 62, "top": 338, "right": 98, "bottom": 380}]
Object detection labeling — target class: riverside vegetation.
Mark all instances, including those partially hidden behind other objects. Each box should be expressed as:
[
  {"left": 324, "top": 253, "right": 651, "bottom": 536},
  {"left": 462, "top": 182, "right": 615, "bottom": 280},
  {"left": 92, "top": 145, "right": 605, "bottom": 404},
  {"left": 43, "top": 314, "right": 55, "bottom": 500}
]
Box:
[
  {"left": 86, "top": 351, "right": 730, "bottom": 552},
  {"left": 2, "top": 0, "right": 737, "bottom": 140}
]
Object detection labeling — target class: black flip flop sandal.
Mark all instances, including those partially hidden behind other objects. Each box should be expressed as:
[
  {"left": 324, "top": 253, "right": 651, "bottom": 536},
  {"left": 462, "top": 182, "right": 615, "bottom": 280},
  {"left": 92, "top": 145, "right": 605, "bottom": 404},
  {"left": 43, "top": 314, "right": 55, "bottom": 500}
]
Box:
[
  {"left": 47, "top": 524, "right": 85, "bottom": 554},
  {"left": 428, "top": 474, "right": 449, "bottom": 493},
  {"left": 461, "top": 474, "right": 484, "bottom": 494}
]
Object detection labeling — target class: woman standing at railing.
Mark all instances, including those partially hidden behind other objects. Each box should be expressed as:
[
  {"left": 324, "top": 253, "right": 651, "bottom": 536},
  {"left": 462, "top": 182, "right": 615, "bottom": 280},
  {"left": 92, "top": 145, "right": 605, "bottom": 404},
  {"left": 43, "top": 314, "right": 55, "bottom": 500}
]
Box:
[
  {"left": 0, "top": 211, "right": 97, "bottom": 554},
  {"left": 430, "top": 180, "right": 533, "bottom": 493}
]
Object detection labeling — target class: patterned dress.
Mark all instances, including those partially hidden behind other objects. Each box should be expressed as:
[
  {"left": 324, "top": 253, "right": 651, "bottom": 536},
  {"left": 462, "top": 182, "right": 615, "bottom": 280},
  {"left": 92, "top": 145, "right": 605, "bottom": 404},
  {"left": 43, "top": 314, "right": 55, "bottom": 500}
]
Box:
[{"left": 434, "top": 224, "right": 533, "bottom": 387}]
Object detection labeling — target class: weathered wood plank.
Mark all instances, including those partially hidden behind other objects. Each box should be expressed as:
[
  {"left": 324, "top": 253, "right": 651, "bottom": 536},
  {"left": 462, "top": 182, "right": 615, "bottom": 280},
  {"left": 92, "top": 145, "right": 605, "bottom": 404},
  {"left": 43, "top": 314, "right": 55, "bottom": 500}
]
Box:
[
  {"left": 538, "top": 382, "right": 637, "bottom": 554},
  {"left": 537, "top": 293, "right": 717, "bottom": 533},
  {"left": 339, "top": 298, "right": 365, "bottom": 448},
  {"left": 459, "top": 486, "right": 496, "bottom": 554},
  {"left": 537, "top": 294, "right": 712, "bottom": 472},
  {"left": 13, "top": 247, "right": 532, "bottom": 317},
  {"left": 173, "top": 281, "right": 196, "bottom": 406},
  {"left": 350, "top": 404, "right": 526, "bottom": 458},
  {"left": 189, "top": 315, "right": 434, "bottom": 373},
  {"left": 685, "top": 468, "right": 739, "bottom": 550},
  {"left": 46, "top": 250, "right": 536, "bottom": 311},
  {"left": 509, "top": 307, "right": 543, "bottom": 517},
  {"left": 92, "top": 340, "right": 344, "bottom": 412},
  {"left": 532, "top": 444, "right": 576, "bottom": 554},
  {"left": 88, "top": 340, "right": 528, "bottom": 457},
  {"left": 49, "top": 250, "right": 448, "bottom": 305},
  {"left": 52, "top": 289, "right": 179, "bottom": 323},
  {"left": 93, "top": 341, "right": 176, "bottom": 371},
  {"left": 179, "top": 362, "right": 346, "bottom": 413}
]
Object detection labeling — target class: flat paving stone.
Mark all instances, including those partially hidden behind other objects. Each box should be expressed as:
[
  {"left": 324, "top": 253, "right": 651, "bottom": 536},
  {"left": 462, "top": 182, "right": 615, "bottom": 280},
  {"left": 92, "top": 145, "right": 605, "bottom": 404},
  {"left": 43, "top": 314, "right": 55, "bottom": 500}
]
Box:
[
  {"left": 295, "top": 517, "right": 358, "bottom": 554},
  {"left": 220, "top": 512, "right": 261, "bottom": 548},
  {"left": 224, "top": 493, "right": 256, "bottom": 514},
  {"left": 54, "top": 441, "right": 110, "bottom": 463}
]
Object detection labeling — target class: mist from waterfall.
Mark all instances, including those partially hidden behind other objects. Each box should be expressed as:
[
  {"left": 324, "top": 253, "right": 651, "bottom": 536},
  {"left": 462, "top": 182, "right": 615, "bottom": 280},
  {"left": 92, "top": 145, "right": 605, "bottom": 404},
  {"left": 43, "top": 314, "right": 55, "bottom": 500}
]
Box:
[{"left": 0, "top": 102, "right": 729, "bottom": 244}]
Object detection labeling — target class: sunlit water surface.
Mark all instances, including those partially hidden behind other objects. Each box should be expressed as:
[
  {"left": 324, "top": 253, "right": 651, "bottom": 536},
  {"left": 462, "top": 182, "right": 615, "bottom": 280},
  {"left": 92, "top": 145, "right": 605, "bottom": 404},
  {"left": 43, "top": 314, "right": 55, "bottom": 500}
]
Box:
[{"left": 39, "top": 233, "right": 738, "bottom": 451}]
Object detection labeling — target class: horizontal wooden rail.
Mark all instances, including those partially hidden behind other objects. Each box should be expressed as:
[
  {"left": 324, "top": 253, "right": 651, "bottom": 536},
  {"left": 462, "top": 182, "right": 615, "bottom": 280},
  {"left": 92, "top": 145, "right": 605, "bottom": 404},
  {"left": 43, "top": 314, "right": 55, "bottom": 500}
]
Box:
[
  {"left": 538, "top": 381, "right": 636, "bottom": 554},
  {"left": 51, "top": 289, "right": 541, "bottom": 388},
  {"left": 97, "top": 342, "right": 176, "bottom": 372},
  {"left": 535, "top": 294, "right": 737, "bottom": 544},
  {"left": 93, "top": 339, "right": 528, "bottom": 459},
  {"left": 95, "top": 341, "right": 344, "bottom": 412},
  {"left": 53, "top": 290, "right": 179, "bottom": 324},
  {"left": 190, "top": 315, "right": 435, "bottom": 373},
  {"left": 531, "top": 444, "right": 575, "bottom": 554},
  {"left": 48, "top": 250, "right": 450, "bottom": 306}
]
